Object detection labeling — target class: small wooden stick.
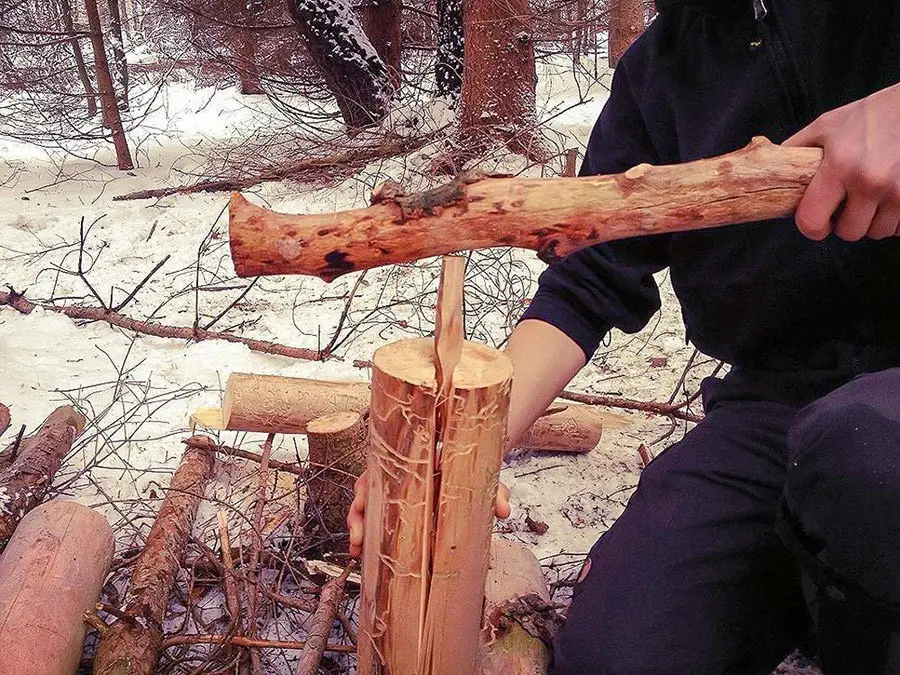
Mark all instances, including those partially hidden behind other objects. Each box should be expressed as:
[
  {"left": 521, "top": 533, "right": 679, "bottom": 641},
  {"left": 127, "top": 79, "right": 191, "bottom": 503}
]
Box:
[
  {"left": 162, "top": 635, "right": 356, "bottom": 652},
  {"left": 184, "top": 436, "right": 305, "bottom": 476},
  {"left": 217, "top": 510, "right": 241, "bottom": 624},
  {"left": 295, "top": 563, "right": 355, "bottom": 675}
]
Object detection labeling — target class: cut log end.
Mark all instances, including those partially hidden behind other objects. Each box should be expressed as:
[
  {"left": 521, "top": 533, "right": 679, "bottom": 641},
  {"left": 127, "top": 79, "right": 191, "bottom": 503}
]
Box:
[{"left": 373, "top": 337, "right": 513, "bottom": 390}]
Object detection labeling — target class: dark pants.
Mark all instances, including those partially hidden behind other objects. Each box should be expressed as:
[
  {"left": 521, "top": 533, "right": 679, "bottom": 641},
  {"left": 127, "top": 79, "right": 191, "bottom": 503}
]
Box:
[{"left": 551, "top": 368, "right": 900, "bottom": 675}]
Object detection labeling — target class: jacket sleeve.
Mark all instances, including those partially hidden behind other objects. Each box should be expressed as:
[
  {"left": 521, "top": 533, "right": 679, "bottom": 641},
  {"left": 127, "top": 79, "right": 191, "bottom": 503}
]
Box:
[{"left": 520, "top": 55, "right": 671, "bottom": 361}]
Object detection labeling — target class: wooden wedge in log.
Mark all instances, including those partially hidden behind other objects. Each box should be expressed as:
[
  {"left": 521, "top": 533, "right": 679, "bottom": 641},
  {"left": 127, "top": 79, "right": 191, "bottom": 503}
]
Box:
[
  {"left": 0, "top": 501, "right": 114, "bottom": 675},
  {"left": 0, "top": 406, "right": 86, "bottom": 545},
  {"left": 229, "top": 138, "right": 822, "bottom": 280},
  {"left": 92, "top": 439, "right": 216, "bottom": 675}
]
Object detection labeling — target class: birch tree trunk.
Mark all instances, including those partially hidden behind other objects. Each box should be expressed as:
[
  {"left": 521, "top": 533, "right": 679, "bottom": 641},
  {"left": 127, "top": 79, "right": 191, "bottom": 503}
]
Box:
[
  {"left": 84, "top": 0, "right": 134, "bottom": 169},
  {"left": 288, "top": 0, "right": 392, "bottom": 128}
]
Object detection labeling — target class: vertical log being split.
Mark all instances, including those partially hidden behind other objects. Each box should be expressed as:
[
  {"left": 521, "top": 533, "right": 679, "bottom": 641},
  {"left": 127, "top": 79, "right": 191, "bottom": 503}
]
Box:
[
  {"left": 0, "top": 501, "right": 114, "bottom": 675},
  {"left": 92, "top": 439, "right": 216, "bottom": 675},
  {"left": 305, "top": 411, "right": 367, "bottom": 553},
  {"left": 0, "top": 406, "right": 86, "bottom": 546},
  {"left": 480, "top": 539, "right": 554, "bottom": 675},
  {"left": 359, "top": 337, "right": 513, "bottom": 673}
]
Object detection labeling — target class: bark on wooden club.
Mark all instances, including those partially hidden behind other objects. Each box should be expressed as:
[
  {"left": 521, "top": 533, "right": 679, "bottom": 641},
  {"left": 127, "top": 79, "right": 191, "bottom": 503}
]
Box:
[
  {"left": 358, "top": 338, "right": 513, "bottom": 674},
  {"left": 0, "top": 501, "right": 114, "bottom": 675},
  {"left": 228, "top": 138, "right": 823, "bottom": 280}
]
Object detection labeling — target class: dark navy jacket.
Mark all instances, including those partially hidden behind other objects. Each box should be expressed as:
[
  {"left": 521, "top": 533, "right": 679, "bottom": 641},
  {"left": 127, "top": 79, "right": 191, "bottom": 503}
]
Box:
[{"left": 522, "top": 0, "right": 900, "bottom": 400}]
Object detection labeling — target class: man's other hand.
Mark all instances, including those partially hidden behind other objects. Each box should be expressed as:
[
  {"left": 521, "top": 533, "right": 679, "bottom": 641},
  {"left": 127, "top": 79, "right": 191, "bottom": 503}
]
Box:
[
  {"left": 784, "top": 82, "right": 900, "bottom": 241},
  {"left": 347, "top": 470, "right": 512, "bottom": 557}
]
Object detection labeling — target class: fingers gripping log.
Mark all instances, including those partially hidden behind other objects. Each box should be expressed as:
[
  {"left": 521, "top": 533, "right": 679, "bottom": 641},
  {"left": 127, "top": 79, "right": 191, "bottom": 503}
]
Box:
[{"left": 228, "top": 138, "right": 823, "bottom": 280}]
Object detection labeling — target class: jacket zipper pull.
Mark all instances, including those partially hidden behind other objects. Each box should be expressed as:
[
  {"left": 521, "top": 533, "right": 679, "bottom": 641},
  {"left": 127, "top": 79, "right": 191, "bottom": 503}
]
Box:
[{"left": 753, "top": 0, "right": 768, "bottom": 21}]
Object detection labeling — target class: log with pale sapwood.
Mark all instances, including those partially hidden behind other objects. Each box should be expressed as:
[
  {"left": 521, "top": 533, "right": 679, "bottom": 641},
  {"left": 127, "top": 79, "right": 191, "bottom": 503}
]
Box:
[
  {"left": 192, "top": 373, "right": 613, "bottom": 453},
  {"left": 92, "top": 439, "right": 216, "bottom": 675},
  {"left": 305, "top": 410, "right": 368, "bottom": 553},
  {"left": 0, "top": 501, "right": 114, "bottom": 675},
  {"left": 0, "top": 406, "right": 86, "bottom": 545},
  {"left": 229, "top": 138, "right": 822, "bottom": 280}
]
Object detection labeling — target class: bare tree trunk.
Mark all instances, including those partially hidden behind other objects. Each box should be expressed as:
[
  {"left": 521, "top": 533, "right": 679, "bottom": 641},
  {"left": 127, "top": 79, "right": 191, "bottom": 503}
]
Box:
[
  {"left": 460, "top": 0, "right": 537, "bottom": 150},
  {"left": 106, "top": 0, "right": 129, "bottom": 109},
  {"left": 59, "top": 0, "right": 98, "bottom": 116},
  {"left": 84, "top": 0, "right": 134, "bottom": 169},
  {"left": 358, "top": 0, "right": 401, "bottom": 88},
  {"left": 435, "top": 0, "right": 463, "bottom": 100},
  {"left": 608, "top": 0, "right": 646, "bottom": 68},
  {"left": 288, "top": 0, "right": 392, "bottom": 128},
  {"left": 234, "top": 0, "right": 265, "bottom": 94}
]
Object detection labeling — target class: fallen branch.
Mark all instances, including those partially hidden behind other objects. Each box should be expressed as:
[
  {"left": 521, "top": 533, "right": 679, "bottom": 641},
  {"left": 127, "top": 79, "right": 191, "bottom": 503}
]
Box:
[
  {"left": 0, "top": 291, "right": 323, "bottom": 362},
  {"left": 183, "top": 436, "right": 305, "bottom": 477},
  {"left": 0, "top": 406, "right": 86, "bottom": 545},
  {"left": 559, "top": 390, "right": 703, "bottom": 424},
  {"left": 114, "top": 134, "right": 437, "bottom": 201},
  {"left": 161, "top": 635, "right": 355, "bottom": 652},
  {"left": 92, "top": 438, "right": 216, "bottom": 675},
  {"left": 228, "top": 138, "right": 822, "bottom": 280},
  {"left": 296, "top": 563, "right": 355, "bottom": 675}
]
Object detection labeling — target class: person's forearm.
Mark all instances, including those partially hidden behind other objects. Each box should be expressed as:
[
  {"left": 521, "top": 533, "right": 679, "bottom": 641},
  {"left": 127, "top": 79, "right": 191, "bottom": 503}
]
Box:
[{"left": 504, "top": 319, "right": 587, "bottom": 451}]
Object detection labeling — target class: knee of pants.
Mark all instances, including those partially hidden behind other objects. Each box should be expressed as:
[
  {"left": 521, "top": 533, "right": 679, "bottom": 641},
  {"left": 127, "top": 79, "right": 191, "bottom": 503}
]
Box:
[{"left": 785, "top": 372, "right": 900, "bottom": 602}]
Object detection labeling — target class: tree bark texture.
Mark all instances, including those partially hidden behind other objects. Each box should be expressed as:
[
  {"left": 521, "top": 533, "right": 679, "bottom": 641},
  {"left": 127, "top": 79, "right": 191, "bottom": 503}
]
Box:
[
  {"left": 59, "top": 0, "right": 98, "bottom": 116},
  {"left": 106, "top": 0, "right": 129, "bottom": 109},
  {"left": 92, "top": 440, "right": 216, "bottom": 675},
  {"left": 228, "top": 138, "right": 823, "bottom": 280},
  {"left": 84, "top": 0, "right": 134, "bottom": 169},
  {"left": 358, "top": 338, "right": 513, "bottom": 674},
  {"left": 0, "top": 406, "right": 86, "bottom": 546},
  {"left": 460, "top": 0, "right": 536, "bottom": 141},
  {"left": 607, "top": 0, "right": 646, "bottom": 68},
  {"left": 0, "top": 403, "right": 9, "bottom": 437},
  {"left": 435, "top": 0, "right": 463, "bottom": 99},
  {"left": 480, "top": 539, "right": 554, "bottom": 675},
  {"left": 304, "top": 411, "right": 367, "bottom": 553},
  {"left": 0, "top": 501, "right": 114, "bottom": 675},
  {"left": 233, "top": 0, "right": 265, "bottom": 95},
  {"left": 288, "top": 0, "right": 392, "bottom": 128},
  {"left": 358, "top": 0, "right": 402, "bottom": 88}
]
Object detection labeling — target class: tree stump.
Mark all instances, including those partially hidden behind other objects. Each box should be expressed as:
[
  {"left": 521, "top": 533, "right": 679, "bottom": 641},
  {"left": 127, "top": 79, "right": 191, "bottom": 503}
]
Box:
[
  {"left": 358, "top": 337, "right": 513, "bottom": 674},
  {"left": 0, "top": 501, "right": 114, "bottom": 675},
  {"left": 304, "top": 411, "right": 368, "bottom": 553}
]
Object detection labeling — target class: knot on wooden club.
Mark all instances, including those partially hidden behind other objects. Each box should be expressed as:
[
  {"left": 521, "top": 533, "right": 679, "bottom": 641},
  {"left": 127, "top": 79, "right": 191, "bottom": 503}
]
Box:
[
  {"left": 490, "top": 593, "right": 564, "bottom": 645},
  {"left": 369, "top": 170, "right": 493, "bottom": 222}
]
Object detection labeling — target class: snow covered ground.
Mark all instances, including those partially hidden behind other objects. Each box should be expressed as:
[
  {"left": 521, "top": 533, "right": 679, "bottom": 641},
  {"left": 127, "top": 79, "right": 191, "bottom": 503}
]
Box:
[{"left": 0, "top": 56, "right": 815, "bottom": 673}]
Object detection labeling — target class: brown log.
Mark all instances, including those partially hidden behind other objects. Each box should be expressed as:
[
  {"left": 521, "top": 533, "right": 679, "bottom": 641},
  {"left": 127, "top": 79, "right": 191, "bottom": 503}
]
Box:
[
  {"left": 295, "top": 563, "right": 354, "bottom": 675},
  {"left": 0, "top": 501, "right": 114, "bottom": 675},
  {"left": 0, "top": 402, "right": 9, "bottom": 437},
  {"left": 0, "top": 406, "right": 86, "bottom": 545},
  {"left": 304, "top": 411, "right": 367, "bottom": 553},
  {"left": 228, "top": 138, "right": 823, "bottom": 280},
  {"left": 92, "top": 439, "right": 216, "bottom": 675},
  {"left": 358, "top": 338, "right": 513, "bottom": 674},
  {"left": 516, "top": 403, "right": 605, "bottom": 453},
  {"left": 480, "top": 539, "right": 554, "bottom": 675}
]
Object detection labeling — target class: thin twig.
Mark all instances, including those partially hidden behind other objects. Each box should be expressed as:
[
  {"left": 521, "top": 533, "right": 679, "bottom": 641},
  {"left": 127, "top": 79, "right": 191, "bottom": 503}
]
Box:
[
  {"left": 184, "top": 437, "right": 305, "bottom": 477},
  {"left": 161, "top": 635, "right": 356, "bottom": 652}
]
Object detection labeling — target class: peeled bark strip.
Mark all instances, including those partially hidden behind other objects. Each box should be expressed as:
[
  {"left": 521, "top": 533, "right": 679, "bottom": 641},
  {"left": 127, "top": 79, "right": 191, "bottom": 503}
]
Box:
[
  {"left": 0, "top": 501, "right": 114, "bottom": 675},
  {"left": 92, "top": 440, "right": 216, "bottom": 675},
  {"left": 220, "top": 373, "right": 370, "bottom": 433},
  {"left": 228, "top": 138, "right": 823, "bottom": 280},
  {"left": 0, "top": 406, "right": 86, "bottom": 545},
  {"left": 480, "top": 539, "right": 554, "bottom": 675},
  {"left": 358, "top": 338, "right": 513, "bottom": 674},
  {"left": 305, "top": 411, "right": 367, "bottom": 553}
]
